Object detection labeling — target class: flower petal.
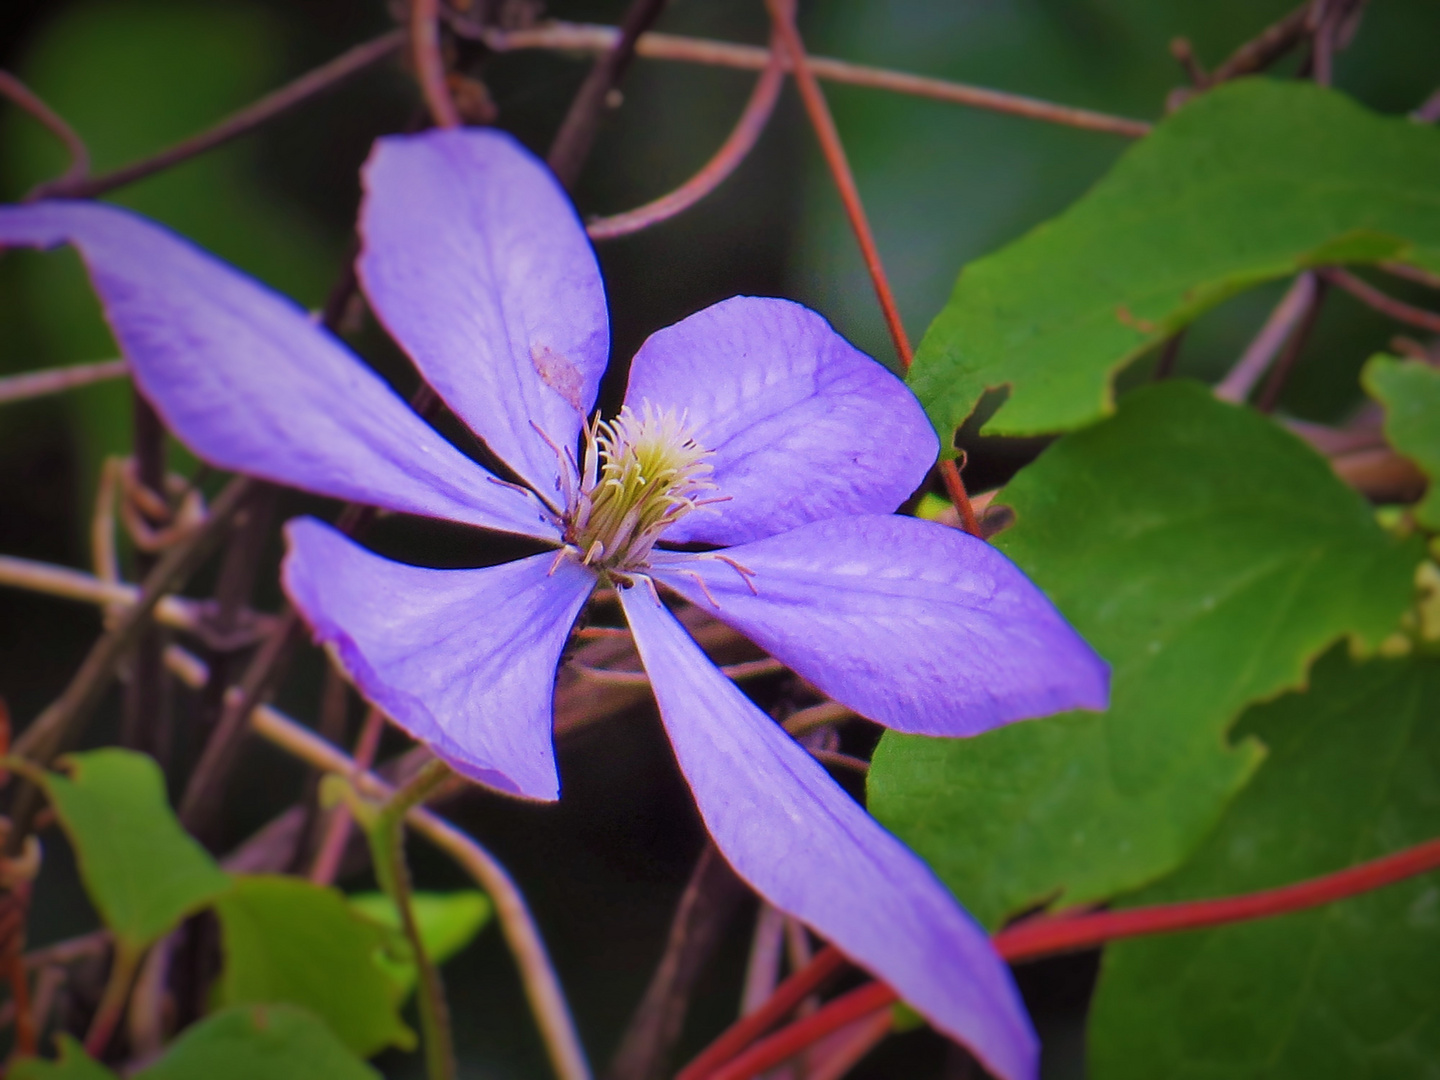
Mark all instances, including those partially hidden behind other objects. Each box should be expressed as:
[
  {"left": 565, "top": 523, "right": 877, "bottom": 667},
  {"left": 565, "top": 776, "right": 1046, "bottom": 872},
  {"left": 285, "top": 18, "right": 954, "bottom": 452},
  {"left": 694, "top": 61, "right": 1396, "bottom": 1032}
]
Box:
[
  {"left": 283, "top": 517, "right": 594, "bottom": 799},
  {"left": 358, "top": 129, "right": 609, "bottom": 499},
  {"left": 623, "top": 297, "right": 937, "bottom": 546},
  {"left": 619, "top": 578, "right": 1037, "bottom": 1080},
  {"left": 651, "top": 515, "right": 1109, "bottom": 736},
  {"left": 0, "top": 201, "right": 554, "bottom": 540}
]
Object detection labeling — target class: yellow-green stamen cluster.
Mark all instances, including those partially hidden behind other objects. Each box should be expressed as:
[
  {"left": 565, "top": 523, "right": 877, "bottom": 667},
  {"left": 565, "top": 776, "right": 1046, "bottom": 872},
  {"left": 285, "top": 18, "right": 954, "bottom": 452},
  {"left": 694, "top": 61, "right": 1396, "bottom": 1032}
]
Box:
[{"left": 564, "top": 403, "right": 717, "bottom": 574}]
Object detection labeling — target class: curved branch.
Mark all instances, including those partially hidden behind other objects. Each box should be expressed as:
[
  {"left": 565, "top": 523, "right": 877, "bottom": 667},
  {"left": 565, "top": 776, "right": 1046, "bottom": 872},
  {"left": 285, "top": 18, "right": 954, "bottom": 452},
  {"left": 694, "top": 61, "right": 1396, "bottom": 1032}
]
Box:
[
  {"left": 30, "top": 30, "right": 405, "bottom": 201},
  {"left": 411, "top": 0, "right": 461, "bottom": 128},
  {"left": 1215, "top": 273, "right": 1316, "bottom": 403},
  {"left": 586, "top": 44, "right": 785, "bottom": 241},
  {"left": 482, "top": 22, "right": 1152, "bottom": 138},
  {"left": 1322, "top": 266, "right": 1440, "bottom": 334},
  {"left": 0, "top": 359, "right": 128, "bottom": 408},
  {"left": 0, "top": 552, "right": 199, "bottom": 632},
  {"left": 0, "top": 70, "right": 89, "bottom": 184},
  {"left": 546, "top": 0, "right": 670, "bottom": 189},
  {"left": 9, "top": 477, "right": 252, "bottom": 770}
]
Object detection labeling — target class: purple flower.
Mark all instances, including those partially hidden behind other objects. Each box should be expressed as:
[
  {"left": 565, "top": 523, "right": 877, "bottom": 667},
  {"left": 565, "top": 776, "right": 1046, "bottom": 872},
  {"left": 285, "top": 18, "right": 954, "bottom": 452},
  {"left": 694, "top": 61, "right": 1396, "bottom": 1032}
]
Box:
[{"left": 0, "top": 129, "right": 1106, "bottom": 1080}]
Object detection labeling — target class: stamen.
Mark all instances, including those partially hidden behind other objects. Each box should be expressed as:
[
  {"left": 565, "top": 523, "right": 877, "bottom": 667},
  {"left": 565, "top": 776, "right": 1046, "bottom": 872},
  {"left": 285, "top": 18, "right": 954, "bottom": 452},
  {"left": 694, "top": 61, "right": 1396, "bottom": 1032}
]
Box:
[
  {"left": 679, "top": 569, "right": 722, "bottom": 609},
  {"left": 561, "top": 402, "right": 720, "bottom": 574},
  {"left": 696, "top": 552, "right": 760, "bottom": 595},
  {"left": 529, "top": 419, "right": 576, "bottom": 507},
  {"left": 546, "top": 547, "right": 573, "bottom": 577}
]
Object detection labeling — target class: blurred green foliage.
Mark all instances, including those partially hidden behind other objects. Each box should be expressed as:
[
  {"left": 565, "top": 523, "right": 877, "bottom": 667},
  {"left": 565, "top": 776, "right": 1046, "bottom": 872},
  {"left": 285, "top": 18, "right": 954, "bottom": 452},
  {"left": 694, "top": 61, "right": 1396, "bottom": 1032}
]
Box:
[{"left": 0, "top": 0, "right": 338, "bottom": 505}]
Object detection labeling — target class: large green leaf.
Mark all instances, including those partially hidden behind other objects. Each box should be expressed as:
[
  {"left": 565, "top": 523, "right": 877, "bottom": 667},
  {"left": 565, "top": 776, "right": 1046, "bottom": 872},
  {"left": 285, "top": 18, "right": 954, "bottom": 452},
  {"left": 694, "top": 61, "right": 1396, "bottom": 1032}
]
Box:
[
  {"left": 11, "top": 1037, "right": 119, "bottom": 1080},
  {"left": 43, "top": 749, "right": 230, "bottom": 951},
  {"left": 213, "top": 875, "right": 415, "bottom": 1057},
  {"left": 1363, "top": 353, "right": 1440, "bottom": 528},
  {"left": 910, "top": 79, "right": 1440, "bottom": 447},
  {"left": 348, "top": 890, "right": 492, "bottom": 998},
  {"left": 870, "top": 382, "right": 1421, "bottom": 928},
  {"left": 140, "top": 1005, "right": 381, "bottom": 1080},
  {"left": 1088, "top": 647, "right": 1440, "bottom": 1078}
]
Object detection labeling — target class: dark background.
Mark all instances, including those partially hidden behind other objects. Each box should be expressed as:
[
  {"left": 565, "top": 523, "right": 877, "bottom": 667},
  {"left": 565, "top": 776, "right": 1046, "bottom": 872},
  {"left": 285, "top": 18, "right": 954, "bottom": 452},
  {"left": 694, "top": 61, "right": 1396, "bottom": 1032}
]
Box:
[{"left": 1, "top": 1, "right": 1437, "bottom": 1076}]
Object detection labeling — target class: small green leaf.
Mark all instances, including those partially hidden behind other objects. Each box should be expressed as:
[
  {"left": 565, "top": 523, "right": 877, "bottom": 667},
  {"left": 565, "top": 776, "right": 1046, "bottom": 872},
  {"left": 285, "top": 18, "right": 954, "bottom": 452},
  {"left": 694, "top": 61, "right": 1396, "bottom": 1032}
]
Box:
[
  {"left": 348, "top": 890, "right": 491, "bottom": 998},
  {"left": 42, "top": 749, "right": 229, "bottom": 951},
  {"left": 870, "top": 383, "right": 1422, "bottom": 928},
  {"left": 1088, "top": 647, "right": 1440, "bottom": 1078},
  {"left": 11, "top": 1036, "right": 119, "bottom": 1080},
  {"left": 1363, "top": 353, "right": 1440, "bottom": 528},
  {"left": 213, "top": 875, "right": 414, "bottom": 1057},
  {"left": 136, "top": 1005, "right": 380, "bottom": 1080},
  {"left": 910, "top": 79, "right": 1440, "bottom": 446}
]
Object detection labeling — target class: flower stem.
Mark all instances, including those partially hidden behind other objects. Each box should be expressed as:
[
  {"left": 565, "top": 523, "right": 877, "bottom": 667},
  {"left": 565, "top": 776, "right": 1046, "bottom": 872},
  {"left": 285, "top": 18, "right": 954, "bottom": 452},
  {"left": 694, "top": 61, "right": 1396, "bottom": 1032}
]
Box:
[
  {"left": 365, "top": 760, "right": 457, "bottom": 1080},
  {"left": 83, "top": 943, "right": 142, "bottom": 1059},
  {"left": 244, "top": 701, "right": 592, "bottom": 1080}
]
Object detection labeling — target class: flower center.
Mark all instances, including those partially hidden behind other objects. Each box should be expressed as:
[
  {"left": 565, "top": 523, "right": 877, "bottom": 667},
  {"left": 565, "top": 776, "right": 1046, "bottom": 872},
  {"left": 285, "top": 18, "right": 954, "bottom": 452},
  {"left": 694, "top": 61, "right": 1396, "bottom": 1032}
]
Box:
[{"left": 563, "top": 403, "right": 718, "bottom": 574}]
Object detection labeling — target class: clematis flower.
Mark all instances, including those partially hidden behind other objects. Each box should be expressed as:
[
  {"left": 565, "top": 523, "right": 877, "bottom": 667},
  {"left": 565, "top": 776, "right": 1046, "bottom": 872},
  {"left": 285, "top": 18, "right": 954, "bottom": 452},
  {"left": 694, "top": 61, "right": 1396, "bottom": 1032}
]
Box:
[{"left": 0, "top": 129, "right": 1107, "bottom": 1080}]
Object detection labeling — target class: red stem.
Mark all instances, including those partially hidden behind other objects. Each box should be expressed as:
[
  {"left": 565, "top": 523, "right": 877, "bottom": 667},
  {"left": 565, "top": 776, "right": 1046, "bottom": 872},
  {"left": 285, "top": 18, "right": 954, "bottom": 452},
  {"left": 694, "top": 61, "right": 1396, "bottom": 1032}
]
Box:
[
  {"left": 673, "top": 946, "right": 847, "bottom": 1080},
  {"left": 938, "top": 458, "right": 983, "bottom": 539},
  {"left": 687, "top": 835, "right": 1440, "bottom": 1079},
  {"left": 994, "top": 834, "right": 1440, "bottom": 961},
  {"left": 586, "top": 36, "right": 787, "bottom": 240},
  {"left": 411, "top": 0, "right": 461, "bottom": 129},
  {"left": 762, "top": 0, "right": 913, "bottom": 371},
  {"left": 706, "top": 982, "right": 896, "bottom": 1080}
]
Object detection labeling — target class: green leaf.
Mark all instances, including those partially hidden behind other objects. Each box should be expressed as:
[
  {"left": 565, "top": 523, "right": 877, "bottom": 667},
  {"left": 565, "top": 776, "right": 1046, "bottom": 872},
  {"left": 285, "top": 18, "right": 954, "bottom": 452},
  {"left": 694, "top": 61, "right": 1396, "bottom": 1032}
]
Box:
[
  {"left": 11, "top": 1036, "right": 119, "bottom": 1080},
  {"left": 348, "top": 890, "right": 491, "bottom": 998},
  {"left": 870, "top": 382, "right": 1422, "bottom": 928},
  {"left": 1363, "top": 353, "right": 1440, "bottom": 527},
  {"left": 910, "top": 79, "right": 1440, "bottom": 446},
  {"left": 1088, "top": 647, "right": 1440, "bottom": 1078},
  {"left": 213, "top": 875, "right": 415, "bottom": 1057},
  {"left": 137, "top": 1005, "right": 380, "bottom": 1080},
  {"left": 42, "top": 749, "right": 229, "bottom": 951},
  {"left": 12, "top": 1007, "right": 381, "bottom": 1080}
]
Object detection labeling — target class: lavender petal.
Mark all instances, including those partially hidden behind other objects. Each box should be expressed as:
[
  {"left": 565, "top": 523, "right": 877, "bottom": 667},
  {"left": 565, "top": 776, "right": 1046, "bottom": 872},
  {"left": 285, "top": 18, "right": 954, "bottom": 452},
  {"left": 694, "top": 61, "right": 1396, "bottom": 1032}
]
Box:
[
  {"left": 623, "top": 297, "right": 937, "bottom": 546},
  {"left": 619, "top": 577, "right": 1038, "bottom": 1080},
  {"left": 358, "top": 129, "right": 609, "bottom": 499},
  {"left": 652, "top": 515, "right": 1109, "bottom": 736},
  {"left": 0, "top": 201, "right": 555, "bottom": 540},
  {"left": 283, "top": 517, "right": 594, "bottom": 799}
]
